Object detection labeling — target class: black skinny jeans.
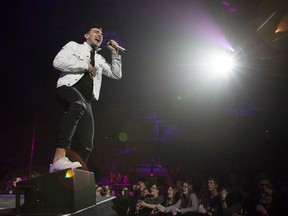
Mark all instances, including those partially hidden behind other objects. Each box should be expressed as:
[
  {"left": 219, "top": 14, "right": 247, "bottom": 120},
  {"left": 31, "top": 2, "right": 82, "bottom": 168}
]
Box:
[{"left": 56, "top": 86, "right": 94, "bottom": 163}]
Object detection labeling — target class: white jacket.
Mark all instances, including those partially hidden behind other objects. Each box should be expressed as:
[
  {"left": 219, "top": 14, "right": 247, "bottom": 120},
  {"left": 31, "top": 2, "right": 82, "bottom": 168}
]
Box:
[{"left": 53, "top": 41, "right": 122, "bottom": 100}]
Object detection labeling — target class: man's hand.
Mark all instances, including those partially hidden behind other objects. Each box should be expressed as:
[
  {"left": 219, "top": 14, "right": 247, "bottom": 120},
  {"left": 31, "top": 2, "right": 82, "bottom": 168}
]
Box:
[
  {"left": 87, "top": 60, "right": 97, "bottom": 77},
  {"left": 107, "top": 40, "right": 118, "bottom": 55},
  {"left": 256, "top": 204, "right": 268, "bottom": 215},
  {"left": 138, "top": 200, "right": 147, "bottom": 207},
  {"left": 198, "top": 205, "right": 207, "bottom": 214}
]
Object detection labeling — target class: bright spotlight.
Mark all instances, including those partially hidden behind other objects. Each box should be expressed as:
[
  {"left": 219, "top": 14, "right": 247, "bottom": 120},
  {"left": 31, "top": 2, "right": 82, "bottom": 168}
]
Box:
[{"left": 208, "top": 52, "right": 235, "bottom": 76}]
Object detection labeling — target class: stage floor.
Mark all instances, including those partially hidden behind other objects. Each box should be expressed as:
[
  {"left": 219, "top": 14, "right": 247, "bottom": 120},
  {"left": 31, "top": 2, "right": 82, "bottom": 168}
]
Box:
[
  {"left": 0, "top": 194, "right": 24, "bottom": 215},
  {"left": 0, "top": 194, "right": 117, "bottom": 216}
]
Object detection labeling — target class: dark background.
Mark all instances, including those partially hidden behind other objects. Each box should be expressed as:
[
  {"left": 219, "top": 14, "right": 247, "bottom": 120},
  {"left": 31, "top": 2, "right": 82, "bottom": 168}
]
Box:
[{"left": 1, "top": 0, "right": 288, "bottom": 183}]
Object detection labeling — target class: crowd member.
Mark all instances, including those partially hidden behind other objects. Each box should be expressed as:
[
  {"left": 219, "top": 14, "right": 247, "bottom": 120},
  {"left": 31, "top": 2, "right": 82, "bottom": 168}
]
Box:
[
  {"left": 234, "top": 182, "right": 250, "bottom": 213},
  {"left": 123, "top": 174, "right": 130, "bottom": 184},
  {"left": 6, "top": 176, "right": 26, "bottom": 194},
  {"left": 109, "top": 171, "right": 115, "bottom": 184},
  {"left": 104, "top": 185, "right": 112, "bottom": 197},
  {"left": 134, "top": 181, "right": 147, "bottom": 202},
  {"left": 112, "top": 186, "right": 135, "bottom": 216},
  {"left": 251, "top": 186, "right": 282, "bottom": 216},
  {"left": 242, "top": 172, "right": 284, "bottom": 216},
  {"left": 162, "top": 181, "right": 198, "bottom": 215},
  {"left": 218, "top": 186, "right": 242, "bottom": 216},
  {"left": 96, "top": 185, "right": 103, "bottom": 198},
  {"left": 241, "top": 172, "right": 273, "bottom": 215},
  {"left": 197, "top": 176, "right": 221, "bottom": 216},
  {"left": 151, "top": 185, "right": 179, "bottom": 215},
  {"left": 164, "top": 185, "right": 180, "bottom": 207},
  {"left": 130, "top": 184, "right": 138, "bottom": 197},
  {"left": 136, "top": 184, "right": 164, "bottom": 216},
  {"left": 143, "top": 188, "right": 150, "bottom": 197},
  {"left": 175, "top": 180, "right": 183, "bottom": 199},
  {"left": 116, "top": 172, "right": 123, "bottom": 184}
]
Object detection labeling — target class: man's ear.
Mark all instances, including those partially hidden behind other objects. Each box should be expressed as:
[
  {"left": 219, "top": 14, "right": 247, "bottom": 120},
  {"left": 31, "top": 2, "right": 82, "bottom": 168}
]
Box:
[{"left": 84, "top": 33, "right": 89, "bottom": 39}]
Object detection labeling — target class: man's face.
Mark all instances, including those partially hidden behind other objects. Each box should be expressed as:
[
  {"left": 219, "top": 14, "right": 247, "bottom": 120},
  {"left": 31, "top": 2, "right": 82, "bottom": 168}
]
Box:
[
  {"left": 207, "top": 179, "right": 218, "bottom": 192},
  {"left": 258, "top": 179, "right": 271, "bottom": 191},
  {"left": 139, "top": 182, "right": 145, "bottom": 191},
  {"left": 143, "top": 188, "right": 150, "bottom": 196},
  {"left": 85, "top": 28, "right": 103, "bottom": 48},
  {"left": 150, "top": 185, "right": 158, "bottom": 196},
  {"left": 260, "top": 188, "right": 273, "bottom": 204},
  {"left": 96, "top": 186, "right": 102, "bottom": 197}
]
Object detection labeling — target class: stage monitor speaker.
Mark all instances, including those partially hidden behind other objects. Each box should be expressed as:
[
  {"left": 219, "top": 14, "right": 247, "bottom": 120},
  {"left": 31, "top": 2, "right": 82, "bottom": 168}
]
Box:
[{"left": 16, "top": 168, "right": 96, "bottom": 215}]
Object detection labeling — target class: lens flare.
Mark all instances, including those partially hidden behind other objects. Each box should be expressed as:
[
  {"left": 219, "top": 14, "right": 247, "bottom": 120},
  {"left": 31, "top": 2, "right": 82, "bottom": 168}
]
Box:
[
  {"left": 119, "top": 132, "right": 128, "bottom": 142},
  {"left": 65, "top": 169, "right": 74, "bottom": 178},
  {"left": 208, "top": 52, "right": 235, "bottom": 76}
]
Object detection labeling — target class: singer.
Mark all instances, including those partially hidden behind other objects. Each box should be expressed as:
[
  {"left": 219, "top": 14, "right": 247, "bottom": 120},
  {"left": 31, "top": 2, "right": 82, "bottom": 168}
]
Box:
[{"left": 49, "top": 24, "right": 122, "bottom": 173}]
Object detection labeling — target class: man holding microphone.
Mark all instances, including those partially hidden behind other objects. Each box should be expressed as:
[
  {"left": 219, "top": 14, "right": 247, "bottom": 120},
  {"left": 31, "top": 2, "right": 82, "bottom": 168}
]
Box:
[{"left": 50, "top": 24, "right": 123, "bottom": 173}]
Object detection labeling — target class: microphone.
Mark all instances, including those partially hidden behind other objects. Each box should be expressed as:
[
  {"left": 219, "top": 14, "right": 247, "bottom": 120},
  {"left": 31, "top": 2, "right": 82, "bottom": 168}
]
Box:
[{"left": 108, "top": 41, "right": 128, "bottom": 53}]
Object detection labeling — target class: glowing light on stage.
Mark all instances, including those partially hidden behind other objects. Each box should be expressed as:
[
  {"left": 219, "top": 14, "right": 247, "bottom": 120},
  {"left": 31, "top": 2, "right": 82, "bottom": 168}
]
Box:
[
  {"left": 65, "top": 169, "right": 74, "bottom": 178},
  {"left": 119, "top": 132, "right": 128, "bottom": 142},
  {"left": 275, "top": 14, "right": 288, "bottom": 33},
  {"left": 207, "top": 51, "right": 235, "bottom": 76}
]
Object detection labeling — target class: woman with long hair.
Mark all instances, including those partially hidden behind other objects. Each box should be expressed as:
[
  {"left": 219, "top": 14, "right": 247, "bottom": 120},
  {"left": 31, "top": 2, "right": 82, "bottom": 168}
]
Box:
[{"left": 160, "top": 181, "right": 198, "bottom": 215}]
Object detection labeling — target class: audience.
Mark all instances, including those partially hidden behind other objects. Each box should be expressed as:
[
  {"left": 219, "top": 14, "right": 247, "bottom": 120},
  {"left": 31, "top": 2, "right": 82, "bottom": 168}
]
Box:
[
  {"left": 162, "top": 181, "right": 198, "bottom": 215},
  {"left": 136, "top": 184, "right": 164, "bottom": 216},
  {"left": 107, "top": 170, "right": 288, "bottom": 216}
]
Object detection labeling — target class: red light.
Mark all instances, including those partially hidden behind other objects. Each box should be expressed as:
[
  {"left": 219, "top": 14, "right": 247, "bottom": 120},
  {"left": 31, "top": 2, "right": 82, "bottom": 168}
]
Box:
[{"left": 150, "top": 173, "right": 154, "bottom": 177}]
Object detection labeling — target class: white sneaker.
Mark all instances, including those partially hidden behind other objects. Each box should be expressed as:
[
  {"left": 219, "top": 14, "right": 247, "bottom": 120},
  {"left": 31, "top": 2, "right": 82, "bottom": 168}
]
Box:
[{"left": 49, "top": 157, "right": 82, "bottom": 173}]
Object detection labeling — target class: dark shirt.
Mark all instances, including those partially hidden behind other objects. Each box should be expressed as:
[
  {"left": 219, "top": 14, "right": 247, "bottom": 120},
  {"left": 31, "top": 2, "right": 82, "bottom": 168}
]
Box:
[
  {"left": 139, "top": 195, "right": 164, "bottom": 216},
  {"left": 143, "top": 195, "right": 164, "bottom": 205},
  {"left": 201, "top": 194, "right": 221, "bottom": 216},
  {"left": 73, "top": 50, "right": 95, "bottom": 102},
  {"left": 73, "top": 73, "right": 93, "bottom": 102}
]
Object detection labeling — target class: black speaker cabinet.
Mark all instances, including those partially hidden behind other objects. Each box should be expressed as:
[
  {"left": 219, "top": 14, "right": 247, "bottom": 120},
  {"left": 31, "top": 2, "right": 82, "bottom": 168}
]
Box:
[{"left": 16, "top": 168, "right": 96, "bottom": 215}]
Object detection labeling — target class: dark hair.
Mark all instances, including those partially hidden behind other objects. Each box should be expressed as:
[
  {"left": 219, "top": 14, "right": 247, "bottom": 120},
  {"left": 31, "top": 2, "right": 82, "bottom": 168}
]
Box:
[
  {"left": 151, "top": 184, "right": 162, "bottom": 194},
  {"left": 257, "top": 172, "right": 271, "bottom": 182},
  {"left": 207, "top": 176, "right": 219, "bottom": 185},
  {"left": 85, "top": 24, "right": 102, "bottom": 34},
  {"left": 185, "top": 182, "right": 194, "bottom": 194},
  {"left": 100, "top": 187, "right": 107, "bottom": 196}
]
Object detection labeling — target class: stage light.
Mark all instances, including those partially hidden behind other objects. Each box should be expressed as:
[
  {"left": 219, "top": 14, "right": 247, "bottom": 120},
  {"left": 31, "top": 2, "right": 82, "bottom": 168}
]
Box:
[
  {"left": 275, "top": 13, "right": 288, "bottom": 33},
  {"left": 207, "top": 51, "right": 235, "bottom": 76},
  {"left": 65, "top": 169, "right": 74, "bottom": 178}
]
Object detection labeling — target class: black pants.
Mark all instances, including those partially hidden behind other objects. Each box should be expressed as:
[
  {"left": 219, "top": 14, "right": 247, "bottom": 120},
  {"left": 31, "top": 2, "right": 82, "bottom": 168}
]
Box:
[{"left": 56, "top": 86, "right": 94, "bottom": 163}]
